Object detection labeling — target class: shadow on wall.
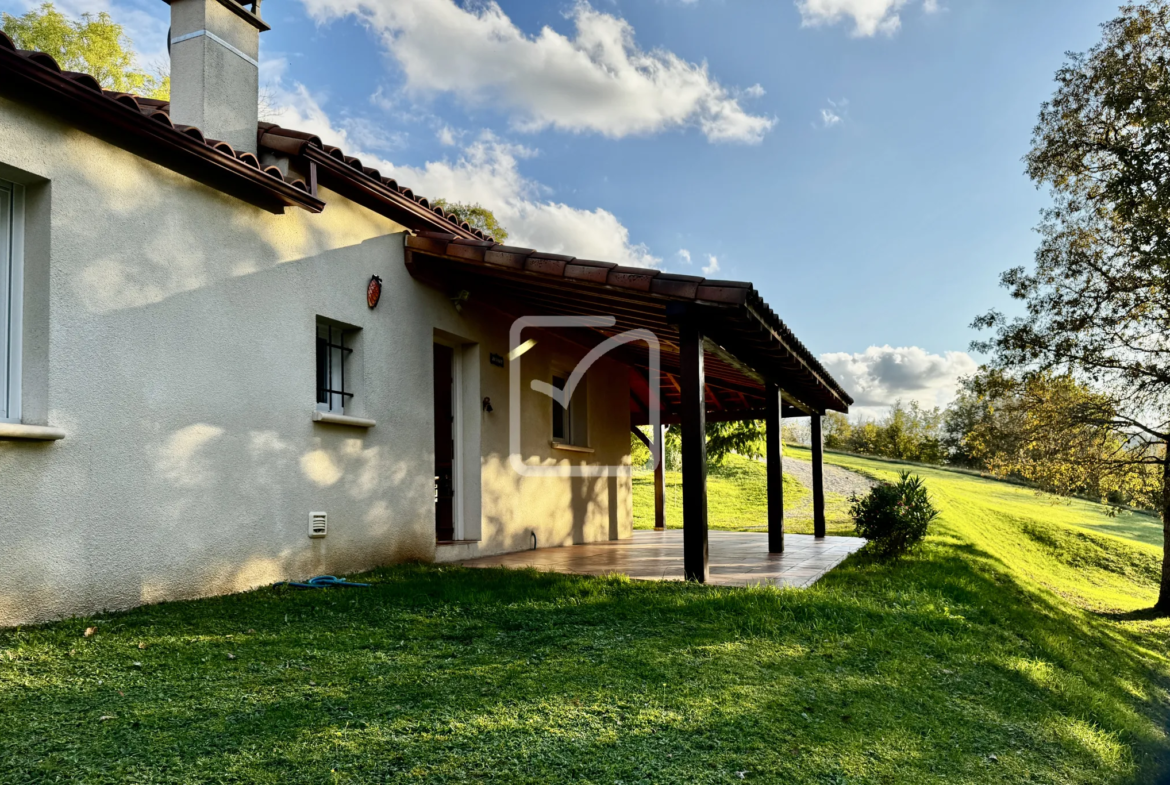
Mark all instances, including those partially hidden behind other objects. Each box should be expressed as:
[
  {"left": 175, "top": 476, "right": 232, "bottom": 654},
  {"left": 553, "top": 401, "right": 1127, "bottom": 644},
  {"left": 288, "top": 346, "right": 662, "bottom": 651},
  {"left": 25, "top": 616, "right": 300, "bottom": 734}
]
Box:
[
  {"left": 479, "top": 452, "right": 628, "bottom": 553},
  {"left": 0, "top": 223, "right": 437, "bottom": 626}
]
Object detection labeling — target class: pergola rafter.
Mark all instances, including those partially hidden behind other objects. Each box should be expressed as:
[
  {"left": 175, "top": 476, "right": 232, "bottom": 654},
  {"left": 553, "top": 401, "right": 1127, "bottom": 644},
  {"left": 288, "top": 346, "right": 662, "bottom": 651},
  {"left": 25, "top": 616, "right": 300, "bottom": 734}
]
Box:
[{"left": 404, "top": 232, "right": 852, "bottom": 581}]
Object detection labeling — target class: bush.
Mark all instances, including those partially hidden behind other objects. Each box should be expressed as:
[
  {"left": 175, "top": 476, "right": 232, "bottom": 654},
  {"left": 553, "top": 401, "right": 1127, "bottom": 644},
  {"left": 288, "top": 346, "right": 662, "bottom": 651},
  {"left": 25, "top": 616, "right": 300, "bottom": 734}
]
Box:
[{"left": 850, "top": 471, "right": 940, "bottom": 560}]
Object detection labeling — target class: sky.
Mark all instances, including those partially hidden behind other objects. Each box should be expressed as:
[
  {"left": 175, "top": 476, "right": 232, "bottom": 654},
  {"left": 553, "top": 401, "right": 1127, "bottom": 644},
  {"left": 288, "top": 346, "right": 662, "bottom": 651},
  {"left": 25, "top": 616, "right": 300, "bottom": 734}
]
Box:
[{"left": 15, "top": 0, "right": 1127, "bottom": 416}]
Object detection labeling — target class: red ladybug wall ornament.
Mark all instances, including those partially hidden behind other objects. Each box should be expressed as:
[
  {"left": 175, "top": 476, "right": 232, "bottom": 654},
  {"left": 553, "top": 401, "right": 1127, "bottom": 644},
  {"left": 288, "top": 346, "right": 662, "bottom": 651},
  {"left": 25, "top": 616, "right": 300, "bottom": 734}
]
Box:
[{"left": 367, "top": 275, "right": 383, "bottom": 308}]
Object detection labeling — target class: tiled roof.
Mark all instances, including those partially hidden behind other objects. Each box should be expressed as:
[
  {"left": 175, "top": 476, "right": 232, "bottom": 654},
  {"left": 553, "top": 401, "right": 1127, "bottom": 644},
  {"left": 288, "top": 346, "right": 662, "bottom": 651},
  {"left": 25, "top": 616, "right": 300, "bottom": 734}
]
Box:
[
  {"left": 257, "top": 124, "right": 485, "bottom": 240},
  {"left": 0, "top": 30, "right": 323, "bottom": 212},
  {"left": 0, "top": 32, "right": 476, "bottom": 236},
  {"left": 406, "top": 231, "right": 854, "bottom": 412}
]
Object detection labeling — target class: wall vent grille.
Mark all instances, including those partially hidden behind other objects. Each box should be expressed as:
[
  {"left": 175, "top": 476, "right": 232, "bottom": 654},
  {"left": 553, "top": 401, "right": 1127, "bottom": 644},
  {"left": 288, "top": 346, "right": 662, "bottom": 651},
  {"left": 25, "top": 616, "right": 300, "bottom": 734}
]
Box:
[{"left": 310, "top": 512, "right": 327, "bottom": 539}]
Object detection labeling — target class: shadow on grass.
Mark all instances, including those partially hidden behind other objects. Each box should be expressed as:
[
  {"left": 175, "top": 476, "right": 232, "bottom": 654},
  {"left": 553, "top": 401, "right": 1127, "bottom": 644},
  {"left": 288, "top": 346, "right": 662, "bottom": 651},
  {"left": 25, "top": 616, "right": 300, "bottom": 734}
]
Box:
[
  {"left": 1094, "top": 607, "right": 1168, "bottom": 622},
  {"left": 2, "top": 535, "right": 1169, "bottom": 784}
]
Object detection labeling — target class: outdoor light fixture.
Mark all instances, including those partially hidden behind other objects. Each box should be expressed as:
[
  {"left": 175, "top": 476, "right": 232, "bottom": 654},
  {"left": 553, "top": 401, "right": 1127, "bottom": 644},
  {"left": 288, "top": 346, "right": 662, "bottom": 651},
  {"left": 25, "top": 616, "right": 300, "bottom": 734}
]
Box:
[
  {"left": 482, "top": 397, "right": 493, "bottom": 413},
  {"left": 367, "top": 275, "right": 383, "bottom": 308},
  {"left": 450, "top": 289, "right": 470, "bottom": 313}
]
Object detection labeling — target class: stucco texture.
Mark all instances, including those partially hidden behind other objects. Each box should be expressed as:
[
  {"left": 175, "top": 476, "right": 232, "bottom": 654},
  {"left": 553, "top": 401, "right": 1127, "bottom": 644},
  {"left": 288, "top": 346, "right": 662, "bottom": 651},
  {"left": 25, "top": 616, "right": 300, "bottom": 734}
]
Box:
[{"left": 0, "top": 96, "right": 631, "bottom": 626}]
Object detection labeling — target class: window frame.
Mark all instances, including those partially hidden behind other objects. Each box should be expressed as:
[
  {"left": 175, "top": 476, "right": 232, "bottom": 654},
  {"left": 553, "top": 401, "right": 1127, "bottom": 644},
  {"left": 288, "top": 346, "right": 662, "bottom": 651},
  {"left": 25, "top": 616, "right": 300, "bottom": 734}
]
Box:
[
  {"left": 0, "top": 179, "right": 24, "bottom": 425},
  {"left": 550, "top": 372, "right": 588, "bottom": 448},
  {"left": 316, "top": 320, "right": 354, "bottom": 415}
]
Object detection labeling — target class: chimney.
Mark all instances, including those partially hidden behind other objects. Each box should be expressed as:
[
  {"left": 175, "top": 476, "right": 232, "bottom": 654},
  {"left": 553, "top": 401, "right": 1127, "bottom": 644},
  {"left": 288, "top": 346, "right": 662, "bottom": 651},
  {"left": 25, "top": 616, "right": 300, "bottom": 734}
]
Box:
[{"left": 165, "top": 0, "right": 269, "bottom": 155}]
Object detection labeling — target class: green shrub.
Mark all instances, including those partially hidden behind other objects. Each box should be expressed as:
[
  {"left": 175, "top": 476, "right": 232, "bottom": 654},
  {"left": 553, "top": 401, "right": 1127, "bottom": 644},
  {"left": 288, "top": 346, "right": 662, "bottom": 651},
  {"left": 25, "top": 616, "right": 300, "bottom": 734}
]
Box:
[{"left": 850, "top": 471, "right": 940, "bottom": 559}]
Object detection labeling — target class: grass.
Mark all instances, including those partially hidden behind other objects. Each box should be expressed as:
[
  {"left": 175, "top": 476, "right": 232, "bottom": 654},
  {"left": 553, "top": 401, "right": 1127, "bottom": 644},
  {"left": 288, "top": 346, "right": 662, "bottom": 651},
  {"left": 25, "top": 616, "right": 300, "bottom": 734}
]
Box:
[
  {"left": 632, "top": 452, "right": 856, "bottom": 536},
  {"left": 3, "top": 452, "right": 1170, "bottom": 783},
  {"left": 810, "top": 446, "right": 1165, "bottom": 550}
]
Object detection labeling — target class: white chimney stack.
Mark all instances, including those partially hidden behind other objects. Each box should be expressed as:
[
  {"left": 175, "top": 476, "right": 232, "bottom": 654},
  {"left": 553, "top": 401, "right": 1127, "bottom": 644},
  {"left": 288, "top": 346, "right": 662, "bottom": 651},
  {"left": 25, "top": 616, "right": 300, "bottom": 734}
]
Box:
[{"left": 165, "top": 0, "right": 268, "bottom": 155}]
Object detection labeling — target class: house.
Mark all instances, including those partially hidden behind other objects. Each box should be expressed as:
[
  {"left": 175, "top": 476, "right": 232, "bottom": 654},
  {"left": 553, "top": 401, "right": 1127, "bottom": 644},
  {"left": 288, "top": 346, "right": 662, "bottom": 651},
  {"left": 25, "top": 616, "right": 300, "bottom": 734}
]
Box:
[{"left": 0, "top": 0, "right": 851, "bottom": 627}]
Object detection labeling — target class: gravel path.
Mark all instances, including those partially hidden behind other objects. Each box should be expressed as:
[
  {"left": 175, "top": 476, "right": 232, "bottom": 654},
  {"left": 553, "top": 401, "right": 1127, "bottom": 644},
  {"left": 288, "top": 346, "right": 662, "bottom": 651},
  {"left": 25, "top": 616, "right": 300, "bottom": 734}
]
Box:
[
  {"left": 782, "top": 457, "right": 878, "bottom": 500},
  {"left": 766, "top": 457, "right": 877, "bottom": 522}
]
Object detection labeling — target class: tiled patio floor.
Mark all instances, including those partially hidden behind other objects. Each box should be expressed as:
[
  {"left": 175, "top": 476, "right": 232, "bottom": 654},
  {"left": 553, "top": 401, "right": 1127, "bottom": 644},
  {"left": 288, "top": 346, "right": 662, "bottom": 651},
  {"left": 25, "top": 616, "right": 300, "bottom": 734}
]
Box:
[{"left": 459, "top": 530, "right": 866, "bottom": 588}]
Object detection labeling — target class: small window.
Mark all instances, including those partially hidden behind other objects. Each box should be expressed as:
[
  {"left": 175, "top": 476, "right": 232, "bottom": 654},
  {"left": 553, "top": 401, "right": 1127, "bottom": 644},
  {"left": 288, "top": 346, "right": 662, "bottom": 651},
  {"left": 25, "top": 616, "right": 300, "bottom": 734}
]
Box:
[
  {"left": 551, "top": 375, "right": 568, "bottom": 441},
  {"left": 316, "top": 320, "right": 355, "bottom": 414},
  {"left": 551, "top": 373, "right": 588, "bottom": 446},
  {"left": 0, "top": 179, "right": 23, "bottom": 424}
]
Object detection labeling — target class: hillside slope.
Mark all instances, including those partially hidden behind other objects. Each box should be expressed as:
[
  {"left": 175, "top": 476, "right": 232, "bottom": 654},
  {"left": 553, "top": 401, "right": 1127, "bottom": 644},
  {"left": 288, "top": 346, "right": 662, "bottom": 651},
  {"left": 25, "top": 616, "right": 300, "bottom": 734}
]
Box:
[{"left": 2, "top": 451, "right": 1169, "bottom": 782}]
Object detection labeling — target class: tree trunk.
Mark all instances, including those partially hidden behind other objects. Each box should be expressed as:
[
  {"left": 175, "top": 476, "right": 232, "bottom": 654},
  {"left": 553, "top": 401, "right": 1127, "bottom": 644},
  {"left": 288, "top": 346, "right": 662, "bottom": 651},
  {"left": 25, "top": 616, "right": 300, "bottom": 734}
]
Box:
[{"left": 1159, "top": 444, "right": 1170, "bottom": 614}]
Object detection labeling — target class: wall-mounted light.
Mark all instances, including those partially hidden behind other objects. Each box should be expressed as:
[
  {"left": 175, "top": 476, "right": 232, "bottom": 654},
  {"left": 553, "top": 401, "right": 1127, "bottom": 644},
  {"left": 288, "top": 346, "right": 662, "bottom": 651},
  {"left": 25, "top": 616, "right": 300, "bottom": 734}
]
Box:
[
  {"left": 482, "top": 397, "right": 493, "bottom": 413},
  {"left": 451, "top": 289, "right": 470, "bottom": 313},
  {"left": 367, "top": 275, "right": 383, "bottom": 308}
]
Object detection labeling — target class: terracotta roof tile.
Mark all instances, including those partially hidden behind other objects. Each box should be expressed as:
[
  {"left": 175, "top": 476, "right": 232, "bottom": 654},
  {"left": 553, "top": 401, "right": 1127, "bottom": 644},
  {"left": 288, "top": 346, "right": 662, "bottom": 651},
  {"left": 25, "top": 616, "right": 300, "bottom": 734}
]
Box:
[
  {"left": 0, "top": 30, "right": 319, "bottom": 211},
  {"left": 402, "top": 233, "right": 854, "bottom": 408},
  {"left": 565, "top": 259, "right": 618, "bottom": 284}
]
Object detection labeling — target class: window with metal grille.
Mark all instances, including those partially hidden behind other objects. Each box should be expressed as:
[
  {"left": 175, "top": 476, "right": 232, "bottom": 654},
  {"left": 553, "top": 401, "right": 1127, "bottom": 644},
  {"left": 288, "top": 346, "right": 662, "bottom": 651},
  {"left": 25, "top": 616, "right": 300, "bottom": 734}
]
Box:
[
  {"left": 316, "top": 320, "right": 354, "bottom": 413},
  {"left": 0, "top": 178, "right": 24, "bottom": 424}
]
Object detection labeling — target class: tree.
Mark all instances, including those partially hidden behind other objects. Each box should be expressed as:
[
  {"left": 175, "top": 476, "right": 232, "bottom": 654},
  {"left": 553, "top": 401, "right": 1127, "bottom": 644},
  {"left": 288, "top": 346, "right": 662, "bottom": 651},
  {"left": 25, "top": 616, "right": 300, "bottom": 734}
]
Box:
[
  {"left": 704, "top": 420, "right": 765, "bottom": 464},
  {"left": 942, "top": 374, "right": 998, "bottom": 468},
  {"left": 961, "top": 370, "right": 1160, "bottom": 507},
  {"left": 431, "top": 199, "right": 509, "bottom": 242},
  {"left": 820, "top": 411, "right": 852, "bottom": 450},
  {"left": 974, "top": 0, "right": 1170, "bottom": 612},
  {"left": 2, "top": 3, "right": 168, "bottom": 99},
  {"left": 816, "top": 402, "right": 946, "bottom": 465}
]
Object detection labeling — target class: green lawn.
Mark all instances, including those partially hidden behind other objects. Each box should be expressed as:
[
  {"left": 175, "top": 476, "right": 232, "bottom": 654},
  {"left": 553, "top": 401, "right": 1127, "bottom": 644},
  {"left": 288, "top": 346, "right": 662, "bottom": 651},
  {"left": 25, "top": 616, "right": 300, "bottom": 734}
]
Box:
[
  {"left": 632, "top": 452, "right": 855, "bottom": 536},
  {"left": 3, "top": 453, "right": 1170, "bottom": 783},
  {"left": 800, "top": 445, "right": 1165, "bottom": 550}
]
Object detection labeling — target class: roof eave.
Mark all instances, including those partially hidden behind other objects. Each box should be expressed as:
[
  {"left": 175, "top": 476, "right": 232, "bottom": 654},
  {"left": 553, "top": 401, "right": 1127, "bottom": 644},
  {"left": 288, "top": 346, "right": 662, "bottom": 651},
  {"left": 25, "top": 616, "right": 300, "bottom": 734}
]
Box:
[
  {"left": 301, "top": 146, "right": 481, "bottom": 238},
  {"left": 0, "top": 45, "right": 324, "bottom": 214}
]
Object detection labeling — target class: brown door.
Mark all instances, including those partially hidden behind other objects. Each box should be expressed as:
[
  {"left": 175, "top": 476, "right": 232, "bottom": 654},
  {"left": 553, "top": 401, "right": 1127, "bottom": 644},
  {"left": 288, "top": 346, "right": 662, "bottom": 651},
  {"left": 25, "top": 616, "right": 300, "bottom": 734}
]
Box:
[{"left": 433, "top": 343, "right": 455, "bottom": 542}]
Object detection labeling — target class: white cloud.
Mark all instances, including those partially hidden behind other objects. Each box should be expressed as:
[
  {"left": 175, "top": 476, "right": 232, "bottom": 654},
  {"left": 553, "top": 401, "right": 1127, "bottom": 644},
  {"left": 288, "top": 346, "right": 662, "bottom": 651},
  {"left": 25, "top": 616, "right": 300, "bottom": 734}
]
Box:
[
  {"left": 796, "top": 0, "right": 934, "bottom": 37},
  {"left": 819, "top": 345, "right": 977, "bottom": 416},
  {"left": 677, "top": 249, "right": 692, "bottom": 265},
  {"left": 436, "top": 125, "right": 460, "bottom": 146},
  {"left": 702, "top": 254, "right": 720, "bottom": 276},
  {"left": 264, "top": 70, "right": 658, "bottom": 267},
  {"left": 299, "top": 0, "right": 774, "bottom": 143},
  {"left": 816, "top": 98, "right": 847, "bottom": 129},
  {"left": 389, "top": 135, "right": 660, "bottom": 266}
]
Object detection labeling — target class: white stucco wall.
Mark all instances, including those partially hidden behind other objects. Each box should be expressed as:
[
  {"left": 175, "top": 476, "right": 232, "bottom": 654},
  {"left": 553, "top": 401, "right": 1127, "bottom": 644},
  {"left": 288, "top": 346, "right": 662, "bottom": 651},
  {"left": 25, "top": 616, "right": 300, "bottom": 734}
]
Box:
[{"left": 0, "top": 96, "right": 631, "bottom": 627}]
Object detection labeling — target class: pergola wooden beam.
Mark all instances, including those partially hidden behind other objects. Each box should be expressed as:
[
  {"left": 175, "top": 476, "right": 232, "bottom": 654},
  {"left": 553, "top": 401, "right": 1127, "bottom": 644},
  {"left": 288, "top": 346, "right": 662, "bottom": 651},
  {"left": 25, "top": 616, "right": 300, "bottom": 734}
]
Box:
[
  {"left": 673, "top": 306, "right": 709, "bottom": 582},
  {"left": 404, "top": 239, "right": 844, "bottom": 577},
  {"left": 631, "top": 425, "right": 666, "bottom": 532},
  {"left": 765, "top": 381, "right": 784, "bottom": 554},
  {"left": 811, "top": 414, "right": 826, "bottom": 539}
]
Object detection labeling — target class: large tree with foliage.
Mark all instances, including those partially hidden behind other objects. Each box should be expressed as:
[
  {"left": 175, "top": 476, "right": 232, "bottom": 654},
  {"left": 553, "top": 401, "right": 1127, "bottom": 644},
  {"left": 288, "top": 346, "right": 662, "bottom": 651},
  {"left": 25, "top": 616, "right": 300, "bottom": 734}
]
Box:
[
  {"left": 2, "top": 3, "right": 168, "bottom": 99},
  {"left": 958, "top": 369, "right": 1159, "bottom": 506},
  {"left": 974, "top": 0, "right": 1170, "bottom": 612},
  {"left": 431, "top": 199, "right": 509, "bottom": 242}
]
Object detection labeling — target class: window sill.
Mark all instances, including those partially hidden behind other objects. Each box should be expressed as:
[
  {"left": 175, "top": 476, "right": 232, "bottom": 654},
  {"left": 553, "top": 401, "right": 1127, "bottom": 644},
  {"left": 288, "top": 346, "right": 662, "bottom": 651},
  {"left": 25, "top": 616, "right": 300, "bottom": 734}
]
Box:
[
  {"left": 313, "top": 411, "right": 376, "bottom": 429},
  {"left": 0, "top": 422, "right": 65, "bottom": 441},
  {"left": 436, "top": 539, "right": 481, "bottom": 546},
  {"left": 551, "top": 441, "right": 595, "bottom": 454}
]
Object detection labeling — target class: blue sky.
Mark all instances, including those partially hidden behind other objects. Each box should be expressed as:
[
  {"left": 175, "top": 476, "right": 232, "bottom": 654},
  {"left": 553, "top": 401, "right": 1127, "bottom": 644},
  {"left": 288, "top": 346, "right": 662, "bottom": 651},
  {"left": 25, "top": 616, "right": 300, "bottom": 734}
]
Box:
[{"left": 26, "top": 0, "right": 1123, "bottom": 413}]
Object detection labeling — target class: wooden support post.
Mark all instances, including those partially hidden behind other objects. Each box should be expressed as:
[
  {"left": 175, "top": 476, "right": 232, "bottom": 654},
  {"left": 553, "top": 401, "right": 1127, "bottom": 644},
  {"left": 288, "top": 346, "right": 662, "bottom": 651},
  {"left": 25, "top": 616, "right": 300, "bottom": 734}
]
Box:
[
  {"left": 677, "top": 314, "right": 708, "bottom": 582},
  {"left": 654, "top": 424, "right": 666, "bottom": 531},
  {"left": 632, "top": 425, "right": 667, "bottom": 532},
  {"left": 765, "top": 382, "right": 784, "bottom": 553},
  {"left": 811, "top": 413, "right": 826, "bottom": 539}
]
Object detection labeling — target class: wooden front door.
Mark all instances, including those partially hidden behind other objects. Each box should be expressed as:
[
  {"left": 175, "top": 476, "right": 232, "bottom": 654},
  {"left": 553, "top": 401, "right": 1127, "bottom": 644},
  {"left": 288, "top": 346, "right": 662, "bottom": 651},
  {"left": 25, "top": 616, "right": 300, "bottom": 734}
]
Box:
[{"left": 433, "top": 343, "right": 455, "bottom": 541}]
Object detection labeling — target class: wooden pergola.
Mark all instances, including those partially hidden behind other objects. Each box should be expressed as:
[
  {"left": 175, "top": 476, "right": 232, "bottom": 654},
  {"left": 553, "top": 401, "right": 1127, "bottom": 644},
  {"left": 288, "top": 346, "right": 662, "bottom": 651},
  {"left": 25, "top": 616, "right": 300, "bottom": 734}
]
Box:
[{"left": 406, "top": 232, "right": 853, "bottom": 582}]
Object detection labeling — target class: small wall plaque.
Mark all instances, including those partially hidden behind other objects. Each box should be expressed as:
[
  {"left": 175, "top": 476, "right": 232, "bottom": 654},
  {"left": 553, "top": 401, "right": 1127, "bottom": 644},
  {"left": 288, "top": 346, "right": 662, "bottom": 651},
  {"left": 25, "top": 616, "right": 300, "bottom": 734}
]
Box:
[
  {"left": 490, "top": 353, "right": 505, "bottom": 367},
  {"left": 367, "top": 275, "right": 383, "bottom": 308}
]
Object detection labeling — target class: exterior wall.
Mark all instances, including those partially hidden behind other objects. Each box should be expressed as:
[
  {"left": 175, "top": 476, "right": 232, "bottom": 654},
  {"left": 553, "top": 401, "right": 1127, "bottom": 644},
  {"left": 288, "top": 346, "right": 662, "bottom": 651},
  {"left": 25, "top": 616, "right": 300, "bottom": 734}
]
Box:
[
  {"left": 433, "top": 315, "right": 634, "bottom": 563},
  {"left": 0, "top": 96, "right": 631, "bottom": 627}
]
